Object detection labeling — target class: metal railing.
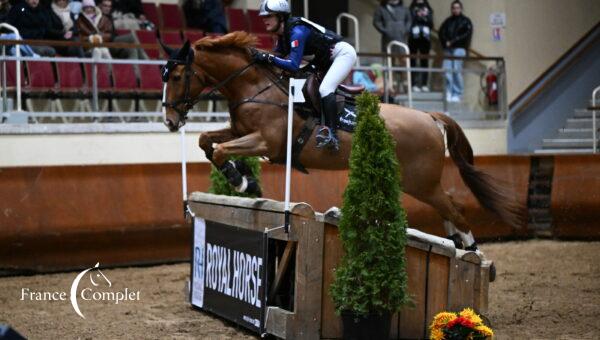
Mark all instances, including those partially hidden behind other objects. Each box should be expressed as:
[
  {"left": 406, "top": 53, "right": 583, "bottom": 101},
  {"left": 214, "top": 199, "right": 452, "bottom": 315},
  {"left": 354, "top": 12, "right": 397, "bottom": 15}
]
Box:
[
  {"left": 0, "top": 23, "right": 23, "bottom": 112},
  {"left": 592, "top": 85, "right": 600, "bottom": 153},
  {"left": 0, "top": 55, "right": 166, "bottom": 113},
  {"left": 1, "top": 50, "right": 508, "bottom": 130},
  {"left": 386, "top": 40, "right": 411, "bottom": 108},
  {"left": 336, "top": 13, "right": 360, "bottom": 66}
]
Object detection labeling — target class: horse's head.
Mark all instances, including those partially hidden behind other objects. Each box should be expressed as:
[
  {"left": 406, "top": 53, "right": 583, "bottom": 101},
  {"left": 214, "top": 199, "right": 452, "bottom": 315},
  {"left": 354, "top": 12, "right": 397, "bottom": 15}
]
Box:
[{"left": 160, "top": 40, "right": 206, "bottom": 132}]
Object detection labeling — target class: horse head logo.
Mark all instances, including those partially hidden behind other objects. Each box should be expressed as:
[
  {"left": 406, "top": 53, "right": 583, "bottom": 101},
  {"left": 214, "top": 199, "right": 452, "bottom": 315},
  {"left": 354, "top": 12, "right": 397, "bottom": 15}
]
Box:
[{"left": 70, "top": 262, "right": 110, "bottom": 319}]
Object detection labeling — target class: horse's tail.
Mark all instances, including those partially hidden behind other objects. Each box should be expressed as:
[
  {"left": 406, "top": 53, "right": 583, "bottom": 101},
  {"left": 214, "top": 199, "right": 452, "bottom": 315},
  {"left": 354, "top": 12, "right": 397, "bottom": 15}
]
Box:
[{"left": 430, "top": 112, "right": 525, "bottom": 228}]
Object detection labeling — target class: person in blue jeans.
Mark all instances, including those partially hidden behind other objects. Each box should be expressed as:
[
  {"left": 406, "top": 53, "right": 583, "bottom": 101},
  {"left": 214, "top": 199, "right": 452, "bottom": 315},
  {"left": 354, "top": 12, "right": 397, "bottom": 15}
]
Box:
[{"left": 439, "top": 0, "right": 472, "bottom": 103}]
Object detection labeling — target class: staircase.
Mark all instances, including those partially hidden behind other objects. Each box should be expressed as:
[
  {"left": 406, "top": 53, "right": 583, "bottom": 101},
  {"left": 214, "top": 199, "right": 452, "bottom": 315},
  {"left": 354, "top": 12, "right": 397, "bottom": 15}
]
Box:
[
  {"left": 527, "top": 157, "right": 554, "bottom": 237},
  {"left": 536, "top": 108, "right": 598, "bottom": 153}
]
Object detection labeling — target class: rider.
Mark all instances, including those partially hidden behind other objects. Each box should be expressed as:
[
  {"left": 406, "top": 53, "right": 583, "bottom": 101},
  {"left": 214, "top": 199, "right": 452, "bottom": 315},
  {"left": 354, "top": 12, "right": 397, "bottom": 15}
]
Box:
[{"left": 254, "top": 0, "right": 357, "bottom": 150}]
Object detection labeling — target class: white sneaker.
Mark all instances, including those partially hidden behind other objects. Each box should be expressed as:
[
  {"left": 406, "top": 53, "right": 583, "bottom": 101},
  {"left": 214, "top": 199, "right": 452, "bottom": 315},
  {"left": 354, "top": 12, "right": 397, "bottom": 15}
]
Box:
[
  {"left": 446, "top": 93, "right": 453, "bottom": 102},
  {"left": 421, "top": 86, "right": 430, "bottom": 92},
  {"left": 451, "top": 95, "right": 461, "bottom": 102},
  {"left": 412, "top": 86, "right": 421, "bottom": 92}
]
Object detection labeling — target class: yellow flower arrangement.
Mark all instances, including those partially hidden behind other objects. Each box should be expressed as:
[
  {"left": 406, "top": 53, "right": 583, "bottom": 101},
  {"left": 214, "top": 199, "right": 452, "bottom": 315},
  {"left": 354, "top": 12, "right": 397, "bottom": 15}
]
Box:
[{"left": 430, "top": 308, "right": 493, "bottom": 340}]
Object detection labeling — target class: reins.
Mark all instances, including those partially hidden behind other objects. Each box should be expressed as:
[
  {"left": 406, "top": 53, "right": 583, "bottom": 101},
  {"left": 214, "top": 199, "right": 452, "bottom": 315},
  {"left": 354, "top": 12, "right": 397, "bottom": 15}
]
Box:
[{"left": 163, "top": 52, "right": 291, "bottom": 119}]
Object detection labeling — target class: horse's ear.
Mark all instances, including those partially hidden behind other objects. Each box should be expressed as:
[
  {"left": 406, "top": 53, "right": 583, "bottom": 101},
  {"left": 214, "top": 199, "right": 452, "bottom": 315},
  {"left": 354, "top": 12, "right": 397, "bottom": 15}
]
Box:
[
  {"left": 173, "top": 40, "right": 190, "bottom": 61},
  {"left": 158, "top": 39, "right": 176, "bottom": 58},
  {"left": 182, "top": 40, "right": 195, "bottom": 63}
]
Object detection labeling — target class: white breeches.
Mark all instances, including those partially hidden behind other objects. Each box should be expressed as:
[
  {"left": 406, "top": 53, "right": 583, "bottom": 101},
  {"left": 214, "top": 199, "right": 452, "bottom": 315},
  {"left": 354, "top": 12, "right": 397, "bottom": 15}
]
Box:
[{"left": 319, "top": 41, "right": 357, "bottom": 97}]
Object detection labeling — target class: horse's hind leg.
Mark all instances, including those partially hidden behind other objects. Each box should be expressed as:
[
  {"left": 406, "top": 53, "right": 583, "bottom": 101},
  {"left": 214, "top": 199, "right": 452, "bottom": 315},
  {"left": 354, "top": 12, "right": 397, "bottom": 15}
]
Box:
[{"left": 416, "top": 185, "right": 478, "bottom": 250}]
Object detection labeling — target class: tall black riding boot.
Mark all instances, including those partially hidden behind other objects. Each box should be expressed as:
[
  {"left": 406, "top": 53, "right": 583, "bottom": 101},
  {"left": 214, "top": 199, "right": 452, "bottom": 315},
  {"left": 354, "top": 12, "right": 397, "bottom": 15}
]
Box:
[{"left": 316, "top": 93, "right": 340, "bottom": 150}]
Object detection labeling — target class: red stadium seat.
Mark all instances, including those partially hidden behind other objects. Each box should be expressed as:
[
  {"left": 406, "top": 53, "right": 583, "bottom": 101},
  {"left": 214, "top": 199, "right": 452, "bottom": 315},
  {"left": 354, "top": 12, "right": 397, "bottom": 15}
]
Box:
[
  {"left": 161, "top": 30, "right": 183, "bottom": 47},
  {"left": 111, "top": 63, "right": 137, "bottom": 111},
  {"left": 56, "top": 62, "right": 84, "bottom": 91},
  {"left": 3, "top": 61, "right": 24, "bottom": 88},
  {"left": 25, "top": 61, "right": 55, "bottom": 91},
  {"left": 248, "top": 9, "right": 268, "bottom": 34},
  {"left": 183, "top": 30, "right": 204, "bottom": 43},
  {"left": 23, "top": 61, "right": 56, "bottom": 111},
  {"left": 134, "top": 30, "right": 160, "bottom": 59},
  {"left": 142, "top": 3, "right": 160, "bottom": 27},
  {"left": 112, "top": 64, "right": 137, "bottom": 90},
  {"left": 255, "top": 33, "right": 275, "bottom": 50},
  {"left": 84, "top": 63, "right": 112, "bottom": 100},
  {"left": 226, "top": 8, "right": 248, "bottom": 32},
  {"left": 138, "top": 64, "right": 162, "bottom": 92},
  {"left": 159, "top": 4, "right": 185, "bottom": 30}
]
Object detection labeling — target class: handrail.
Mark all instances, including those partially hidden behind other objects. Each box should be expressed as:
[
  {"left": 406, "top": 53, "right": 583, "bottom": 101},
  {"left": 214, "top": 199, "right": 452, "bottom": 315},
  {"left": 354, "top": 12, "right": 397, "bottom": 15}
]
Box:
[
  {"left": 336, "top": 13, "right": 360, "bottom": 66},
  {"left": 386, "top": 40, "right": 411, "bottom": 107},
  {"left": 593, "top": 85, "right": 600, "bottom": 153},
  {"left": 510, "top": 21, "right": 600, "bottom": 117},
  {"left": 358, "top": 51, "right": 503, "bottom": 62},
  {"left": 0, "top": 38, "right": 164, "bottom": 50},
  {"left": 430, "top": 27, "right": 485, "bottom": 59},
  {"left": 303, "top": 0, "right": 309, "bottom": 19},
  {"left": 0, "top": 55, "right": 165, "bottom": 64},
  {"left": 0, "top": 23, "right": 22, "bottom": 112}
]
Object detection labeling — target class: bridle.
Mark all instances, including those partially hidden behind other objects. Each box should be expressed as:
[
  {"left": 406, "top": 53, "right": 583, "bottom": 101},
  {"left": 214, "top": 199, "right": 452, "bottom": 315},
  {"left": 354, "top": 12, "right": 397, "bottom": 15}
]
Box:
[
  {"left": 162, "top": 47, "right": 293, "bottom": 125},
  {"left": 161, "top": 59, "right": 204, "bottom": 118}
]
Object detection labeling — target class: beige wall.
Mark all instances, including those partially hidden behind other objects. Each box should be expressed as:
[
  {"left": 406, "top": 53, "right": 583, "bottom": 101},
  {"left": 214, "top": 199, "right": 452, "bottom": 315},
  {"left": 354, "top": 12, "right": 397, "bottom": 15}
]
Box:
[
  {"left": 427, "top": 0, "right": 600, "bottom": 102},
  {"left": 0, "top": 125, "right": 505, "bottom": 167}
]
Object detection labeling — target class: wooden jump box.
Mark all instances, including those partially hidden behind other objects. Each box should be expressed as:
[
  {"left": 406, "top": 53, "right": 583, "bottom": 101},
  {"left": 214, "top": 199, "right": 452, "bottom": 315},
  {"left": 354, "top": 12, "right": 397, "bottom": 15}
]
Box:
[{"left": 188, "top": 192, "right": 493, "bottom": 339}]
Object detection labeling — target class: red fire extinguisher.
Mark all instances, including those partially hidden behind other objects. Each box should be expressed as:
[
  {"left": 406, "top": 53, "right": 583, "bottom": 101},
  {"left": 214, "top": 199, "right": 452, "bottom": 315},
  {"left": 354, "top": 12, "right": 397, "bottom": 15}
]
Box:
[{"left": 485, "top": 68, "right": 498, "bottom": 106}]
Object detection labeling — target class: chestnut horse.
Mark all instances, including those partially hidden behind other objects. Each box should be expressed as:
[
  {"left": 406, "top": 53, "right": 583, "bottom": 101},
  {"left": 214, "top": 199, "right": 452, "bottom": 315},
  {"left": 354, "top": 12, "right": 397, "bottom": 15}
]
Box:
[{"left": 161, "top": 32, "right": 522, "bottom": 249}]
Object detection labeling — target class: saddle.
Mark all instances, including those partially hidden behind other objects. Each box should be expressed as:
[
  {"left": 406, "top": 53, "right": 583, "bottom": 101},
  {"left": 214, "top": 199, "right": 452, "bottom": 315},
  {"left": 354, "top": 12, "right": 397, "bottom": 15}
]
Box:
[
  {"left": 278, "top": 69, "right": 364, "bottom": 174},
  {"left": 301, "top": 72, "right": 364, "bottom": 132}
]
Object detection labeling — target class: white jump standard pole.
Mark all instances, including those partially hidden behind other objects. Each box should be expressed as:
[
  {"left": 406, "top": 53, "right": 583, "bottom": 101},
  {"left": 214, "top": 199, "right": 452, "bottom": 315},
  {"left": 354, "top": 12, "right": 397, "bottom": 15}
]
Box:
[{"left": 284, "top": 78, "right": 307, "bottom": 233}]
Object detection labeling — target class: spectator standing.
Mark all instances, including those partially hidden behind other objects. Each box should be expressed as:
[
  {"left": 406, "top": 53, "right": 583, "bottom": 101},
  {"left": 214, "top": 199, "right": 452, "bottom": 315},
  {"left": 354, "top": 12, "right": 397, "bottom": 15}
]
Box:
[
  {"left": 48, "top": 0, "right": 85, "bottom": 56},
  {"left": 373, "top": 0, "right": 411, "bottom": 52},
  {"left": 76, "top": 0, "right": 112, "bottom": 58},
  {"left": 408, "top": 0, "right": 432, "bottom": 92},
  {"left": 439, "top": 0, "right": 472, "bottom": 102},
  {"left": 6, "top": 0, "right": 57, "bottom": 56},
  {"left": 184, "top": 0, "right": 229, "bottom": 34}
]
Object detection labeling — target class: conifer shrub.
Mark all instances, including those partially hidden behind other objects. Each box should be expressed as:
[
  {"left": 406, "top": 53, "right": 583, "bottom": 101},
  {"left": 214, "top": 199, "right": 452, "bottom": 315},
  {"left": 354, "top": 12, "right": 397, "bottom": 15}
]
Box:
[{"left": 330, "top": 92, "right": 409, "bottom": 316}]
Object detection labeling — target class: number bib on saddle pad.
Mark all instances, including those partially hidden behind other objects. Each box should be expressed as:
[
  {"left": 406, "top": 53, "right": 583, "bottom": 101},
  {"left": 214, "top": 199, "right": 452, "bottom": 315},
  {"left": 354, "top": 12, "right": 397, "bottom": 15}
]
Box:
[{"left": 338, "top": 100, "right": 357, "bottom": 132}]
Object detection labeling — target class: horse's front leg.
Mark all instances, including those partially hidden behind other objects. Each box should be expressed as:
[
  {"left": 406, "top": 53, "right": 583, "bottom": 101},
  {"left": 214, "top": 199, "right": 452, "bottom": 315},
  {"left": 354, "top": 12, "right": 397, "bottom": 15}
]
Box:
[
  {"left": 198, "top": 127, "right": 237, "bottom": 162},
  {"left": 211, "top": 131, "right": 269, "bottom": 196}
]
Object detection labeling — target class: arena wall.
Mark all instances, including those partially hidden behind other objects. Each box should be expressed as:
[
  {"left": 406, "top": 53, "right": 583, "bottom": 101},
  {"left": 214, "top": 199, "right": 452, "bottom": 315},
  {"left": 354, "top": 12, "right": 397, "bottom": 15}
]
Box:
[
  {"left": 2, "top": 153, "right": 598, "bottom": 272},
  {"left": 0, "top": 126, "right": 506, "bottom": 167}
]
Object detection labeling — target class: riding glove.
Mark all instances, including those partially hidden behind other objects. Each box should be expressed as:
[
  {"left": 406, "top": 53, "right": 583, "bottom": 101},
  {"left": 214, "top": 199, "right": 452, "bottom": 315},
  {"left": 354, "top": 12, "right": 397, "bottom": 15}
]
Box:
[{"left": 254, "top": 51, "right": 274, "bottom": 64}]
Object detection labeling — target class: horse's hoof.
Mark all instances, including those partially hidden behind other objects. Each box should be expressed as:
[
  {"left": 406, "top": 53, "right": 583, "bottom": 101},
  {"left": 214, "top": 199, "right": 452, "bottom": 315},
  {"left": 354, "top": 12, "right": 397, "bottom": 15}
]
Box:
[
  {"left": 246, "top": 177, "right": 262, "bottom": 198},
  {"left": 447, "top": 233, "right": 464, "bottom": 249}
]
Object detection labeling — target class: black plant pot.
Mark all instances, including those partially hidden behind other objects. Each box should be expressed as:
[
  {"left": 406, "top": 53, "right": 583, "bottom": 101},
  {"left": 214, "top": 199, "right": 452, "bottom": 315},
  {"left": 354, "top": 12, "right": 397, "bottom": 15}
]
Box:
[{"left": 341, "top": 310, "right": 392, "bottom": 340}]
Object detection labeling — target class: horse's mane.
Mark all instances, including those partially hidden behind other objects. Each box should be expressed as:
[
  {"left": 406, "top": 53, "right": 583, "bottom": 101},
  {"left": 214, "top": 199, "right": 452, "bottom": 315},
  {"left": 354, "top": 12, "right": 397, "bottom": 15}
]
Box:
[{"left": 193, "top": 31, "right": 258, "bottom": 51}]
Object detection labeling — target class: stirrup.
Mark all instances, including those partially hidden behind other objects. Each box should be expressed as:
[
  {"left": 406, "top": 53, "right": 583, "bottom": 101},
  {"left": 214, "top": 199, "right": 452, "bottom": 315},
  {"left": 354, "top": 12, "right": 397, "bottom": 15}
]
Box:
[{"left": 316, "top": 127, "right": 339, "bottom": 150}]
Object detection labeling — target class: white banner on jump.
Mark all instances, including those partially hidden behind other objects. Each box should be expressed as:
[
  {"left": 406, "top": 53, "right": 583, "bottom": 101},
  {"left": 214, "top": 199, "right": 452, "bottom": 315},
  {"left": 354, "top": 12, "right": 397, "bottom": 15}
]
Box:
[{"left": 192, "top": 217, "right": 206, "bottom": 308}]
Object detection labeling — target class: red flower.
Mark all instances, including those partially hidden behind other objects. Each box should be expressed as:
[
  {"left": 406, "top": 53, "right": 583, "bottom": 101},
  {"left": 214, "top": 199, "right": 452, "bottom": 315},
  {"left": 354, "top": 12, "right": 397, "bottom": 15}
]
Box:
[{"left": 446, "top": 316, "right": 475, "bottom": 330}]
